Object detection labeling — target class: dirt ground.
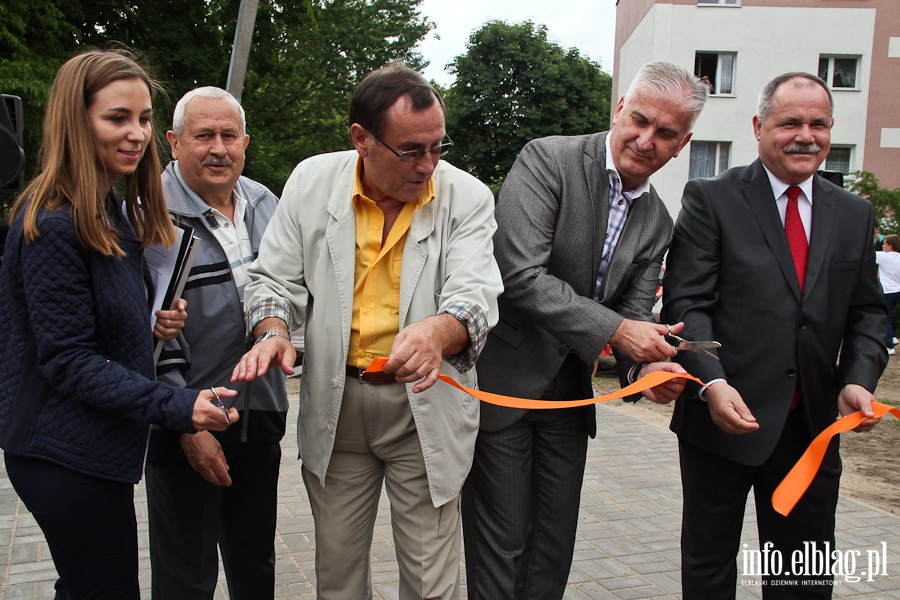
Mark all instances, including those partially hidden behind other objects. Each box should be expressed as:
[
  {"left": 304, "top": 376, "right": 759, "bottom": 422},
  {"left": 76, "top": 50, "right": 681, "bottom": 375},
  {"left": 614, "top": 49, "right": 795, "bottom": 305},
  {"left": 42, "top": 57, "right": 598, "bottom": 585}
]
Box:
[{"left": 593, "top": 356, "right": 900, "bottom": 516}]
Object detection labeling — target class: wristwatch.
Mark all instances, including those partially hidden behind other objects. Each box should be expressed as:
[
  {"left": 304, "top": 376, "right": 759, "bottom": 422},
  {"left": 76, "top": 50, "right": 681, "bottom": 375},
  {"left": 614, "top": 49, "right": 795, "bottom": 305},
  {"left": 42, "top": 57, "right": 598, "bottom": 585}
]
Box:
[{"left": 255, "top": 330, "right": 290, "bottom": 345}]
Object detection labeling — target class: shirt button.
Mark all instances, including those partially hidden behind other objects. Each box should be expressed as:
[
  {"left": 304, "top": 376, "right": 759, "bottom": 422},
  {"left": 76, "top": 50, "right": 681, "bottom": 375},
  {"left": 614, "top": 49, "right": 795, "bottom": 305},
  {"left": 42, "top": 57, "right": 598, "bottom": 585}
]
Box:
[
  {"left": 364, "top": 308, "right": 370, "bottom": 315},
  {"left": 224, "top": 222, "right": 230, "bottom": 228},
  {"left": 618, "top": 200, "right": 624, "bottom": 205},
  {"left": 374, "top": 225, "right": 380, "bottom": 231},
  {"left": 359, "top": 350, "right": 366, "bottom": 358},
  {"left": 330, "top": 379, "right": 337, "bottom": 388}
]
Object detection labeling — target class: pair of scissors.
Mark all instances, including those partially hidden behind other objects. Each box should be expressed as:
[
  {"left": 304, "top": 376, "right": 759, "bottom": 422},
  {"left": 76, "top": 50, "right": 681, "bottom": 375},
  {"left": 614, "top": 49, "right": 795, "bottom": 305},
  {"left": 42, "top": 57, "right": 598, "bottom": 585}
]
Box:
[
  {"left": 209, "top": 387, "right": 232, "bottom": 424},
  {"left": 666, "top": 331, "right": 721, "bottom": 361}
]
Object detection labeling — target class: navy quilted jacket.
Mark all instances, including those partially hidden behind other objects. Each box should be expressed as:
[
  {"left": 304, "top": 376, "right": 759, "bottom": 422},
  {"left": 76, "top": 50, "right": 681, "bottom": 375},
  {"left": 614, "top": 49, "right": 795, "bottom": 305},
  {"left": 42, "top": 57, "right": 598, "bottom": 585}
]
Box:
[{"left": 0, "top": 199, "right": 197, "bottom": 484}]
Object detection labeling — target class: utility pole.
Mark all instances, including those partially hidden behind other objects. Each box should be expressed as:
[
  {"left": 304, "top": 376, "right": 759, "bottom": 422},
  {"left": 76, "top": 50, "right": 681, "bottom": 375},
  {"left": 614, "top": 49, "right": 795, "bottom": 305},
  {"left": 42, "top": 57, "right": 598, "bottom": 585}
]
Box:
[{"left": 226, "top": 0, "right": 260, "bottom": 102}]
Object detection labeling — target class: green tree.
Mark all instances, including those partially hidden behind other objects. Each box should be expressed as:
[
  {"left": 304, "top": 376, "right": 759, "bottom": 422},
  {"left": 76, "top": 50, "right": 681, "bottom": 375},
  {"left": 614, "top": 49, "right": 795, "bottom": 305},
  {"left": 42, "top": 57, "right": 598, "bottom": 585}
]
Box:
[
  {"left": 0, "top": 0, "right": 82, "bottom": 188},
  {"left": 444, "top": 20, "right": 612, "bottom": 192},
  {"left": 0, "top": 0, "right": 432, "bottom": 207},
  {"left": 239, "top": 0, "right": 432, "bottom": 190},
  {"left": 0, "top": 0, "right": 233, "bottom": 210},
  {"left": 847, "top": 170, "right": 900, "bottom": 234}
]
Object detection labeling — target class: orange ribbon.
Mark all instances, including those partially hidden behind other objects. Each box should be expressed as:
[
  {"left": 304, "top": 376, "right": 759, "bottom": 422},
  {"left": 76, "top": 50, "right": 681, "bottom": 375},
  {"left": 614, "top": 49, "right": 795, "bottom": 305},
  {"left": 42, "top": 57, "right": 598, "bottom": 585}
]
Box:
[
  {"left": 364, "top": 357, "right": 702, "bottom": 409},
  {"left": 772, "top": 401, "right": 900, "bottom": 516},
  {"left": 366, "top": 358, "right": 897, "bottom": 517}
]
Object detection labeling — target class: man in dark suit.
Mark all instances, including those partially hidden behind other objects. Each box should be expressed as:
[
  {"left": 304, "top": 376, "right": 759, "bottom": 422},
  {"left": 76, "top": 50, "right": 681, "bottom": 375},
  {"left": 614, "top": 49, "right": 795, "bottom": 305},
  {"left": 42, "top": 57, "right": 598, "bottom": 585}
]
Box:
[
  {"left": 662, "top": 72, "right": 887, "bottom": 598},
  {"left": 462, "top": 62, "right": 708, "bottom": 599}
]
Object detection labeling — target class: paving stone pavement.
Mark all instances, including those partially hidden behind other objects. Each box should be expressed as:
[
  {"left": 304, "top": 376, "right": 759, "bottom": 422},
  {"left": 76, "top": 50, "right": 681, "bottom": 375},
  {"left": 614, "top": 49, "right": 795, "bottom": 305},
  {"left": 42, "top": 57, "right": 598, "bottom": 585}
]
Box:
[{"left": 1, "top": 402, "right": 899, "bottom": 599}]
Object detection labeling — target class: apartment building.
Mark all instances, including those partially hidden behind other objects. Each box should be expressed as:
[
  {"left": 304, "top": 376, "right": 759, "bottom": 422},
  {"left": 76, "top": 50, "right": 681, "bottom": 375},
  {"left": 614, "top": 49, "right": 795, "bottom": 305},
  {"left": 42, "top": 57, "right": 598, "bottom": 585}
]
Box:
[{"left": 614, "top": 0, "right": 900, "bottom": 216}]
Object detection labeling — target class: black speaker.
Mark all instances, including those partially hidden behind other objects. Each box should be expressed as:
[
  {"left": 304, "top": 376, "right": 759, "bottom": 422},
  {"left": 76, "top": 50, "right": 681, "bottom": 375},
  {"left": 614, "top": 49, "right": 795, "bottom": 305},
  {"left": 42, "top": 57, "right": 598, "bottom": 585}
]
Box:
[
  {"left": 817, "top": 169, "right": 843, "bottom": 188},
  {"left": 0, "top": 94, "right": 25, "bottom": 194}
]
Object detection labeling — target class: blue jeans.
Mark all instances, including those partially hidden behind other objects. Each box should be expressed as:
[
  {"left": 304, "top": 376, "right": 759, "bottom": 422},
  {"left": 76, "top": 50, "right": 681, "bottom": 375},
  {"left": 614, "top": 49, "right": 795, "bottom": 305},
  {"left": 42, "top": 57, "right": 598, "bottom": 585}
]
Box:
[{"left": 886, "top": 291, "right": 900, "bottom": 348}]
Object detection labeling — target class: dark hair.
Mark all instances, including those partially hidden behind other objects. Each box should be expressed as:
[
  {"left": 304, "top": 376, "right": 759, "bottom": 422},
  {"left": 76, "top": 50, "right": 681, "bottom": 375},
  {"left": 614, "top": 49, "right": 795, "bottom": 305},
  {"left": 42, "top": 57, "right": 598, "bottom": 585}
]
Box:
[
  {"left": 885, "top": 234, "right": 900, "bottom": 251},
  {"left": 349, "top": 63, "right": 445, "bottom": 137}
]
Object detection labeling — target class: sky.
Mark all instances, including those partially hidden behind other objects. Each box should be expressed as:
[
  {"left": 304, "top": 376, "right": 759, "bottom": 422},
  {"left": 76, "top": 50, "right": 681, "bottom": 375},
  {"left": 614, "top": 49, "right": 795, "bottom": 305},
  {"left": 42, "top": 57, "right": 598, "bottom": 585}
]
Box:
[{"left": 416, "top": 0, "right": 618, "bottom": 88}]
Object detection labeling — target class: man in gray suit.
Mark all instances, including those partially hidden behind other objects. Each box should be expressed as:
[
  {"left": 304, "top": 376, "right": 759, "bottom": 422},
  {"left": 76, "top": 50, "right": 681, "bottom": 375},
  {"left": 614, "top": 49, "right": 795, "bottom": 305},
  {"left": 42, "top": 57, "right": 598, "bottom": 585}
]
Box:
[{"left": 462, "top": 62, "right": 708, "bottom": 599}]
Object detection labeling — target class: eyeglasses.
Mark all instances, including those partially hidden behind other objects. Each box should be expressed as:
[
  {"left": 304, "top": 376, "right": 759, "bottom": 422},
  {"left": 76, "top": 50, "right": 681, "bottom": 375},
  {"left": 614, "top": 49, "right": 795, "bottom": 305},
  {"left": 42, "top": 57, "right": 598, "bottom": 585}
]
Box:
[{"left": 369, "top": 131, "right": 453, "bottom": 163}]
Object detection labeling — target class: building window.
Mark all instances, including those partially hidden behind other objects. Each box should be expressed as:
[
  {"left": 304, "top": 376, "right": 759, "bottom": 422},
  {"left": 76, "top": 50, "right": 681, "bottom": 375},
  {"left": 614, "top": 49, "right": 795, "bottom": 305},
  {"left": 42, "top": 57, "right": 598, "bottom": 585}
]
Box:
[
  {"left": 689, "top": 142, "right": 731, "bottom": 179},
  {"left": 695, "top": 52, "right": 735, "bottom": 95},
  {"left": 825, "top": 146, "right": 852, "bottom": 174},
  {"left": 818, "top": 56, "right": 858, "bottom": 89},
  {"left": 698, "top": 0, "right": 740, "bottom": 5}
]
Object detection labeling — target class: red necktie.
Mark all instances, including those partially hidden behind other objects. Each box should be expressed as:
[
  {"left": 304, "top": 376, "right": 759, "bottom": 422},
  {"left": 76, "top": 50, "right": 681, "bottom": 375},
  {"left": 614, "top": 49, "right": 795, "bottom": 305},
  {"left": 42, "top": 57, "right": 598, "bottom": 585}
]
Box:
[
  {"left": 784, "top": 185, "right": 808, "bottom": 292},
  {"left": 785, "top": 185, "right": 807, "bottom": 409}
]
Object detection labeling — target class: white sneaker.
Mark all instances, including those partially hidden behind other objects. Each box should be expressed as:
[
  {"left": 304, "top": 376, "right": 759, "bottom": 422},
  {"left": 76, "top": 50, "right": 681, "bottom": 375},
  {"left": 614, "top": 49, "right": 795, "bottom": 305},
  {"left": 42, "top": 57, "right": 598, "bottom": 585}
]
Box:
[
  {"left": 893, "top": 337, "right": 898, "bottom": 345},
  {"left": 889, "top": 348, "right": 896, "bottom": 356}
]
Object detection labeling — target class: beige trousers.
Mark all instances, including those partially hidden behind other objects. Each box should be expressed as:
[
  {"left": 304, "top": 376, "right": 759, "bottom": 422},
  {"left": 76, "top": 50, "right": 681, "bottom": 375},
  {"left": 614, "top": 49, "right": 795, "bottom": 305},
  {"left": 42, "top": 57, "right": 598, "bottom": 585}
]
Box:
[{"left": 303, "top": 378, "right": 460, "bottom": 600}]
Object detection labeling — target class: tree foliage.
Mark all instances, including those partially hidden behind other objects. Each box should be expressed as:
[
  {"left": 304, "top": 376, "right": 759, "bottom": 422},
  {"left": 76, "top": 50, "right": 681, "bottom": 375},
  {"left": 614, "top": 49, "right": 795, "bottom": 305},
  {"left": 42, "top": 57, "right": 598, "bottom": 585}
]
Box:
[
  {"left": 0, "top": 0, "right": 432, "bottom": 208},
  {"left": 0, "top": 0, "right": 83, "bottom": 186},
  {"left": 443, "top": 20, "right": 612, "bottom": 191},
  {"left": 847, "top": 171, "right": 900, "bottom": 234},
  {"left": 240, "top": 0, "right": 431, "bottom": 189}
]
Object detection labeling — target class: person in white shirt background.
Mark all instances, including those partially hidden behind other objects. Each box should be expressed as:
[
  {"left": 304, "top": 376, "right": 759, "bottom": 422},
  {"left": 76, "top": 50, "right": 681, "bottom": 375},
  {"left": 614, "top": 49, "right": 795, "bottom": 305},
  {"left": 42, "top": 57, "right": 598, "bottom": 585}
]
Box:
[{"left": 876, "top": 233, "right": 900, "bottom": 355}]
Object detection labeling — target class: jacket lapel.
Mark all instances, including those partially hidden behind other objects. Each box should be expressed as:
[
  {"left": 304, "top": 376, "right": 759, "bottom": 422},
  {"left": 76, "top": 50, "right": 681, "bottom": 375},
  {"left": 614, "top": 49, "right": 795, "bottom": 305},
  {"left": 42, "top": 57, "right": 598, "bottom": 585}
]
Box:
[
  {"left": 587, "top": 132, "right": 610, "bottom": 298},
  {"left": 803, "top": 175, "right": 835, "bottom": 298},
  {"left": 741, "top": 160, "right": 803, "bottom": 301},
  {"left": 325, "top": 155, "right": 361, "bottom": 341},
  {"left": 402, "top": 200, "right": 434, "bottom": 327}
]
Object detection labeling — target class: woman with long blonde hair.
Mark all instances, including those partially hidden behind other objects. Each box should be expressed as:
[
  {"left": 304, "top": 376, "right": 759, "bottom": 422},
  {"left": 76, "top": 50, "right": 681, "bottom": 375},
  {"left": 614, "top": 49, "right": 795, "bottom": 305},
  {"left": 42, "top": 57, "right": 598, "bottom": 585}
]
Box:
[{"left": 0, "top": 49, "right": 239, "bottom": 599}]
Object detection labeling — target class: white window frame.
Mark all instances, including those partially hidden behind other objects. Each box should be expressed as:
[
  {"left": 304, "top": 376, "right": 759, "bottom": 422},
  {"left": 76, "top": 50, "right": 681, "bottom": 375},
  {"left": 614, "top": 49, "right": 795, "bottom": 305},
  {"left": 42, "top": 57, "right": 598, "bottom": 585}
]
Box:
[
  {"left": 689, "top": 141, "right": 731, "bottom": 180},
  {"left": 818, "top": 56, "right": 860, "bottom": 90},
  {"left": 697, "top": 0, "right": 740, "bottom": 5},
  {"left": 825, "top": 146, "right": 853, "bottom": 174},
  {"left": 695, "top": 52, "right": 736, "bottom": 96}
]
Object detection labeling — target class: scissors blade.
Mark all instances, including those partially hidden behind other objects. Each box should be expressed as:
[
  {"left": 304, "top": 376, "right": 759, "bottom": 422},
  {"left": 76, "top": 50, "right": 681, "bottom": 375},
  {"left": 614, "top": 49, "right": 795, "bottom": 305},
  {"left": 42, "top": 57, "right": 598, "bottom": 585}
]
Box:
[
  {"left": 684, "top": 346, "right": 720, "bottom": 360},
  {"left": 667, "top": 334, "right": 721, "bottom": 360},
  {"left": 679, "top": 341, "right": 721, "bottom": 350}
]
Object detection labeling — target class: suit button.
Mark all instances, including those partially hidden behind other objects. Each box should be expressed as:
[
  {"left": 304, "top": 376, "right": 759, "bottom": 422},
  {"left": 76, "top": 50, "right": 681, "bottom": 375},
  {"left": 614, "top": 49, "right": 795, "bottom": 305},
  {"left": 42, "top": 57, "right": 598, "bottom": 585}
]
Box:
[
  {"left": 787, "top": 369, "right": 797, "bottom": 377},
  {"left": 799, "top": 323, "right": 807, "bottom": 330},
  {"left": 558, "top": 346, "right": 568, "bottom": 356}
]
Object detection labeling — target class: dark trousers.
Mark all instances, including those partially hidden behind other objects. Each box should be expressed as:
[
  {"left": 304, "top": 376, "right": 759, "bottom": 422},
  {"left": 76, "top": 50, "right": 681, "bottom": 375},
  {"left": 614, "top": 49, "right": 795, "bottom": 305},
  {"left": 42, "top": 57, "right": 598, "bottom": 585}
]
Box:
[
  {"left": 5, "top": 452, "right": 140, "bottom": 600},
  {"left": 145, "top": 441, "right": 281, "bottom": 600},
  {"left": 679, "top": 407, "right": 841, "bottom": 600},
  {"left": 463, "top": 357, "right": 589, "bottom": 600}
]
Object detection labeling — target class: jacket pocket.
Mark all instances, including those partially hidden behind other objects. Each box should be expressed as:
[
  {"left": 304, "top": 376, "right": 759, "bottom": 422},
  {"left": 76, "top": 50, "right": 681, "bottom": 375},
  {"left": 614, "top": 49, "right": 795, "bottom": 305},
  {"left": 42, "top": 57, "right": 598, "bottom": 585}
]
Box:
[
  {"left": 830, "top": 259, "right": 860, "bottom": 274},
  {"left": 490, "top": 318, "right": 524, "bottom": 348}
]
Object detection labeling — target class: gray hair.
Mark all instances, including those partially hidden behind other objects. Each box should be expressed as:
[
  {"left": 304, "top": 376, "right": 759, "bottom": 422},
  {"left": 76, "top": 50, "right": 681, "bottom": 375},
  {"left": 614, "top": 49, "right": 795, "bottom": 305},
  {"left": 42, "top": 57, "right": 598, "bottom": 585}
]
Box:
[
  {"left": 625, "top": 61, "right": 708, "bottom": 129},
  {"left": 172, "top": 86, "right": 246, "bottom": 136},
  {"left": 757, "top": 72, "right": 833, "bottom": 123}
]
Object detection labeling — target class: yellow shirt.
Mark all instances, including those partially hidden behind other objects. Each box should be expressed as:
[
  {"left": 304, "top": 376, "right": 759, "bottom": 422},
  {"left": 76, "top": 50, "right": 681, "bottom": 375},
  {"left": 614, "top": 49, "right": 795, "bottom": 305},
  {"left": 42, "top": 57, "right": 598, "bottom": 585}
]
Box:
[{"left": 348, "top": 159, "right": 434, "bottom": 368}]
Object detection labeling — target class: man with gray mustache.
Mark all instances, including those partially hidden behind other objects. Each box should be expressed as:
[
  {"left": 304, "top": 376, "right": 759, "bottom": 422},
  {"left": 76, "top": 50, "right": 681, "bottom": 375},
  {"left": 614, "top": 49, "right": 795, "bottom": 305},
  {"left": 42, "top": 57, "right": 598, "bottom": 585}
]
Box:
[
  {"left": 662, "top": 72, "right": 887, "bottom": 598},
  {"left": 145, "top": 87, "right": 288, "bottom": 599}
]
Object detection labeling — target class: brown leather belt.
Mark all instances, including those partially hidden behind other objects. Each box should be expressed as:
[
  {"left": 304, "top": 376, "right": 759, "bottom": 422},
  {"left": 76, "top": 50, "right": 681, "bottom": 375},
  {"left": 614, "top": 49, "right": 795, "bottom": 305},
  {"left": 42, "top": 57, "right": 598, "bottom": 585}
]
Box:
[{"left": 345, "top": 365, "right": 397, "bottom": 385}]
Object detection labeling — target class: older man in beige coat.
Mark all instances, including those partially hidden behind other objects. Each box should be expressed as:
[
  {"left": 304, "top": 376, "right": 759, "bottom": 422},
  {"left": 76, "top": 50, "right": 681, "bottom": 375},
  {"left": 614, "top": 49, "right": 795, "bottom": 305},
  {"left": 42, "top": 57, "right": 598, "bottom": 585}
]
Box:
[{"left": 232, "top": 64, "right": 502, "bottom": 600}]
